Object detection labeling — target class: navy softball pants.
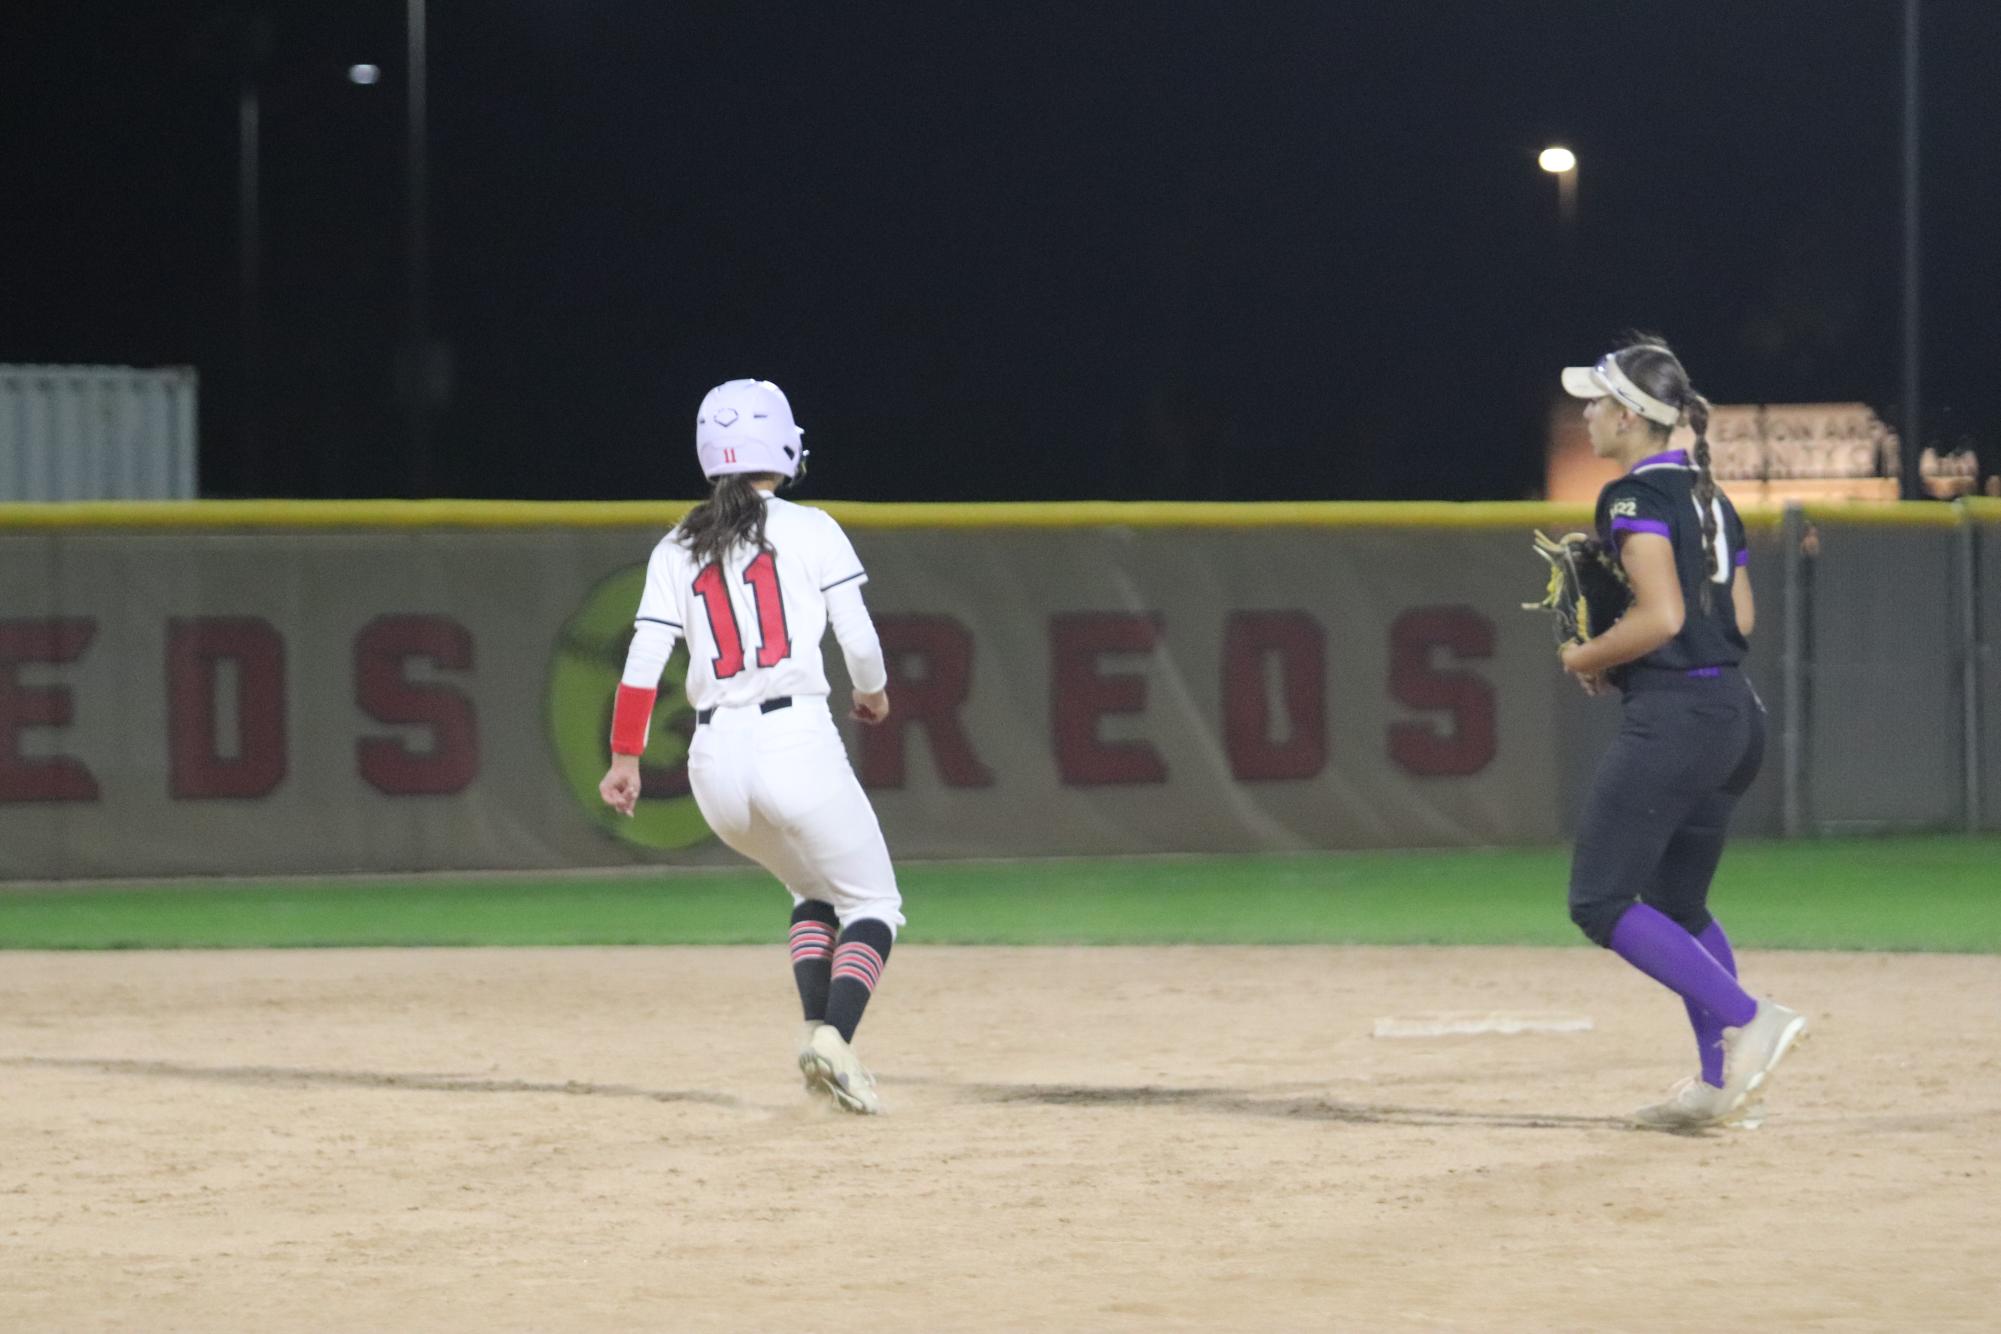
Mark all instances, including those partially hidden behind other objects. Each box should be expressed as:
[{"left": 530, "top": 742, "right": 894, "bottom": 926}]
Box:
[{"left": 1568, "top": 669, "right": 1766, "bottom": 947}]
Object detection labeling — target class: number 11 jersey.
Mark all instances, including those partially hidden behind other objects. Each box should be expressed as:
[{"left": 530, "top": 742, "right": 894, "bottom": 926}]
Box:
[{"left": 634, "top": 496, "right": 869, "bottom": 712}]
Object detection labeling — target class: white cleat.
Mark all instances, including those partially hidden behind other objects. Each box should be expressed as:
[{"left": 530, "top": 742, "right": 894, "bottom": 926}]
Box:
[
  {"left": 798, "top": 1024, "right": 883, "bottom": 1115},
  {"left": 1718, "top": 1000, "right": 1808, "bottom": 1118},
  {"left": 1632, "top": 1075, "right": 1730, "bottom": 1130},
  {"left": 798, "top": 1021, "right": 829, "bottom": 1096},
  {"left": 1632, "top": 1076, "right": 1765, "bottom": 1131}
]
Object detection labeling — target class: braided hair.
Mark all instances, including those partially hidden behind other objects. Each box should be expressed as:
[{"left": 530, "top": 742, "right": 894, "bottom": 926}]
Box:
[
  {"left": 675, "top": 472, "right": 781, "bottom": 570},
  {"left": 1614, "top": 337, "right": 1720, "bottom": 613}
]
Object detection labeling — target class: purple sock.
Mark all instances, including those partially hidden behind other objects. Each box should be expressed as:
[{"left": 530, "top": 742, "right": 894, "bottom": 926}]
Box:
[
  {"left": 1609, "top": 904, "right": 1756, "bottom": 1031},
  {"left": 1687, "top": 919, "right": 1738, "bottom": 1087}
]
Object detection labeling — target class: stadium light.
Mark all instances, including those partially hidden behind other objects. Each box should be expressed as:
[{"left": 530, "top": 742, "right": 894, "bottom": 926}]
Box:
[
  {"left": 348, "top": 64, "right": 382, "bottom": 86},
  {"left": 1538, "top": 147, "right": 1578, "bottom": 229}
]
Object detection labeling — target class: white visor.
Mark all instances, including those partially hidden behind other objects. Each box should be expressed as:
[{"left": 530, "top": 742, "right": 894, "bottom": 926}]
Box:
[{"left": 1561, "top": 354, "right": 1682, "bottom": 427}]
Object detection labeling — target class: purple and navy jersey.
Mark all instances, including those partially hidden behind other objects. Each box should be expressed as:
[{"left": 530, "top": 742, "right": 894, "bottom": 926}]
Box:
[{"left": 1593, "top": 448, "right": 1750, "bottom": 676}]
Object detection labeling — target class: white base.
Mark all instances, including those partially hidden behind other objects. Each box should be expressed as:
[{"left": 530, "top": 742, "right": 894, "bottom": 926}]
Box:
[{"left": 1372, "top": 1011, "right": 1594, "bottom": 1038}]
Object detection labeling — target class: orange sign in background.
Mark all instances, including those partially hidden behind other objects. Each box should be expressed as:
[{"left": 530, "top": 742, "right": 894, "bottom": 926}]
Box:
[{"left": 1543, "top": 400, "right": 1984, "bottom": 505}]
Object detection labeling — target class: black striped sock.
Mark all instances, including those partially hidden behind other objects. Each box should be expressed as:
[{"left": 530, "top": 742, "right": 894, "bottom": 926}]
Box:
[
  {"left": 824, "top": 918, "right": 894, "bottom": 1044},
  {"left": 788, "top": 900, "right": 839, "bottom": 1023}
]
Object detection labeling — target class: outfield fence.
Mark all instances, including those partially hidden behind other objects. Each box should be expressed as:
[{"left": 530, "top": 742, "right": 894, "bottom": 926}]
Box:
[{"left": 0, "top": 499, "right": 1990, "bottom": 879}]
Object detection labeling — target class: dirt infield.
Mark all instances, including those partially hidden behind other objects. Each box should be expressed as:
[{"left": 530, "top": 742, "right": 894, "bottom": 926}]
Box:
[{"left": 2, "top": 945, "right": 1996, "bottom": 1332}]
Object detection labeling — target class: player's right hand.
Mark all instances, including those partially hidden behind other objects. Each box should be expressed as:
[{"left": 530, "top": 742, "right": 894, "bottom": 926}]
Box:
[
  {"left": 850, "top": 689, "right": 890, "bottom": 725},
  {"left": 1571, "top": 670, "right": 1609, "bottom": 697},
  {"left": 599, "top": 755, "right": 642, "bottom": 817}
]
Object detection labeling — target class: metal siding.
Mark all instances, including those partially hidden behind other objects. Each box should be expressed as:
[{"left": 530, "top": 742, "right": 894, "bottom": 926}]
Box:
[
  {"left": 1804, "top": 521, "right": 1964, "bottom": 829},
  {"left": 1980, "top": 512, "right": 2001, "bottom": 832},
  {"left": 0, "top": 365, "right": 198, "bottom": 502}
]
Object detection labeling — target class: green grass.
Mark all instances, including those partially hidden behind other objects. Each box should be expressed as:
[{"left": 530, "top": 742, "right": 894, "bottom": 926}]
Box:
[{"left": 3, "top": 835, "right": 1996, "bottom": 953}]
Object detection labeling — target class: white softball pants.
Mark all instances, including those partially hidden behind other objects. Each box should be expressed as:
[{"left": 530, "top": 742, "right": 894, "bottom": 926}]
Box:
[{"left": 686, "top": 696, "right": 904, "bottom": 933}]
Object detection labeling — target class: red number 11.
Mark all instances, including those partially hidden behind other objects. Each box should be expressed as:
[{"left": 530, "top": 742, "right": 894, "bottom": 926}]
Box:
[{"left": 692, "top": 551, "right": 791, "bottom": 679}]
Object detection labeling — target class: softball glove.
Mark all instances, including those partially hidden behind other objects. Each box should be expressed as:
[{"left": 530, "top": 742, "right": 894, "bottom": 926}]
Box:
[{"left": 1521, "top": 529, "right": 1632, "bottom": 646}]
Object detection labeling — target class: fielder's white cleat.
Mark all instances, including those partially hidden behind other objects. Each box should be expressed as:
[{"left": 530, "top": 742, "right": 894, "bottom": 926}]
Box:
[
  {"left": 1632, "top": 1075, "right": 1730, "bottom": 1130},
  {"left": 1630, "top": 1076, "right": 1768, "bottom": 1131},
  {"left": 1717, "top": 1000, "right": 1808, "bottom": 1117},
  {"left": 799, "top": 1024, "right": 883, "bottom": 1115}
]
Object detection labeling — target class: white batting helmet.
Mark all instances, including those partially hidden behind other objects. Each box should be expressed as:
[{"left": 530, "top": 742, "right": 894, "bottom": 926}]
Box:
[{"left": 695, "top": 379, "right": 807, "bottom": 479}]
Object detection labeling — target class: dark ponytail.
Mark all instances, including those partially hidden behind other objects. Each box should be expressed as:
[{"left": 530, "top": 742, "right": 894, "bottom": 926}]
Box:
[
  {"left": 1686, "top": 391, "right": 1718, "bottom": 614},
  {"left": 676, "top": 473, "right": 779, "bottom": 569}
]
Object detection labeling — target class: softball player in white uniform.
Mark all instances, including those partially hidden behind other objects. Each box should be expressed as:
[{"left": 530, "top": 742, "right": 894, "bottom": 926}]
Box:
[{"left": 599, "top": 378, "right": 901, "bottom": 1114}]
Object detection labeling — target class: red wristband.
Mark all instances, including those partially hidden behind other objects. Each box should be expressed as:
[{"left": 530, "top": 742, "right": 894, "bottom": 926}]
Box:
[{"left": 610, "top": 684, "right": 657, "bottom": 756}]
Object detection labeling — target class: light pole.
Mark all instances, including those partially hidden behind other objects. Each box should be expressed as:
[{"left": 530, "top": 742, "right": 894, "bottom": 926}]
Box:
[
  {"left": 405, "top": 0, "right": 433, "bottom": 497},
  {"left": 236, "top": 13, "right": 273, "bottom": 496},
  {"left": 1538, "top": 146, "right": 1578, "bottom": 232},
  {"left": 238, "top": 71, "right": 260, "bottom": 493},
  {"left": 1900, "top": 0, "right": 1923, "bottom": 500}
]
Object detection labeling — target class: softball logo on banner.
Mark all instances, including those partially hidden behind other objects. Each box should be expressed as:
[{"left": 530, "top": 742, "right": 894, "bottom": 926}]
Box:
[{"left": 545, "top": 565, "right": 712, "bottom": 849}]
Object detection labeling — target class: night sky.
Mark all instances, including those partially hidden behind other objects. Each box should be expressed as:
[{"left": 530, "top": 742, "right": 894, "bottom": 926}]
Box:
[{"left": 7, "top": 2, "right": 1998, "bottom": 502}]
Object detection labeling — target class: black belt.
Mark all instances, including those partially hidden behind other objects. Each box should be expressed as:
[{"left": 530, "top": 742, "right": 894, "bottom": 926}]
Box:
[
  {"left": 695, "top": 696, "right": 792, "bottom": 725},
  {"left": 1621, "top": 665, "right": 1741, "bottom": 692}
]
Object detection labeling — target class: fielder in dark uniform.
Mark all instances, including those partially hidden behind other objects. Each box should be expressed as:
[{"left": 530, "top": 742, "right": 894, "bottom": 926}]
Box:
[{"left": 1557, "top": 338, "right": 1808, "bottom": 1130}]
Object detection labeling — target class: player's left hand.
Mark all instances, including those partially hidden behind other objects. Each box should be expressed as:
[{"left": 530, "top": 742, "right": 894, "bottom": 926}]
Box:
[{"left": 850, "top": 689, "right": 890, "bottom": 725}]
